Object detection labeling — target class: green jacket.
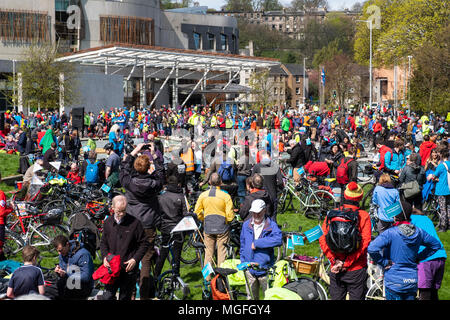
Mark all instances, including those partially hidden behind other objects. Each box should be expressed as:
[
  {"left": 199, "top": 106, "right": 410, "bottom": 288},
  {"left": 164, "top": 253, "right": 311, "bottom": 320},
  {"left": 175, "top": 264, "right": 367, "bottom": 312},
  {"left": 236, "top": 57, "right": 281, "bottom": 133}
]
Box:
[{"left": 281, "top": 117, "right": 290, "bottom": 131}]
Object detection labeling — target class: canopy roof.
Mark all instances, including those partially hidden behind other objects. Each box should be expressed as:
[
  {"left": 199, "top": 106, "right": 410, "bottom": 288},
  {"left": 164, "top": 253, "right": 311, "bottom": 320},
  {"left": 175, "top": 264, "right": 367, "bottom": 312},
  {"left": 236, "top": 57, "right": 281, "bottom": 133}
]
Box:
[{"left": 57, "top": 43, "right": 280, "bottom": 72}]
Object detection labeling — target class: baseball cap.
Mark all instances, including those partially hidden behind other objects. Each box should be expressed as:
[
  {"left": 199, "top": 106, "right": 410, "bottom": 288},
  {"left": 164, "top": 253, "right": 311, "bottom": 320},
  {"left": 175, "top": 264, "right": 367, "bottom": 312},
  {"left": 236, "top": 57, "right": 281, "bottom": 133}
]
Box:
[{"left": 249, "top": 199, "right": 266, "bottom": 214}]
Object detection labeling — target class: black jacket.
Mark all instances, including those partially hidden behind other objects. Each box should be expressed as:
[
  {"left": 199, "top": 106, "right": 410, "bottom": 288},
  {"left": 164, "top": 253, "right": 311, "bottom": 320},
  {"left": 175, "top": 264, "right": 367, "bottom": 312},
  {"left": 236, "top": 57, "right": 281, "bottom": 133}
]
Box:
[
  {"left": 119, "top": 155, "right": 165, "bottom": 229},
  {"left": 100, "top": 213, "right": 149, "bottom": 268},
  {"left": 239, "top": 189, "right": 274, "bottom": 221},
  {"left": 288, "top": 143, "right": 304, "bottom": 168},
  {"left": 251, "top": 162, "right": 284, "bottom": 202},
  {"left": 157, "top": 184, "right": 188, "bottom": 234}
]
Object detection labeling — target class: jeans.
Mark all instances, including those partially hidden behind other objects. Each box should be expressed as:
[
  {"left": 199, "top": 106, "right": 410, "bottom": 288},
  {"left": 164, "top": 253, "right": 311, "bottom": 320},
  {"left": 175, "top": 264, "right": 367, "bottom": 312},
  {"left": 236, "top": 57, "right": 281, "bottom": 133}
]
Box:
[
  {"left": 237, "top": 175, "right": 248, "bottom": 205},
  {"left": 385, "top": 287, "right": 416, "bottom": 300},
  {"left": 154, "top": 232, "right": 183, "bottom": 278}
]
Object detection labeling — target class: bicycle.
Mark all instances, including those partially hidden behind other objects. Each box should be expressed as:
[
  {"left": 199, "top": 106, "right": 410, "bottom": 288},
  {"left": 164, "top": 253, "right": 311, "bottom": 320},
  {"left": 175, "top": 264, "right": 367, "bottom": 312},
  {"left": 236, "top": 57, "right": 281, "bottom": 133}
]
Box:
[
  {"left": 4, "top": 201, "right": 69, "bottom": 263},
  {"left": 365, "top": 257, "right": 385, "bottom": 300},
  {"left": 277, "top": 175, "right": 337, "bottom": 221},
  {"left": 155, "top": 232, "right": 191, "bottom": 300}
]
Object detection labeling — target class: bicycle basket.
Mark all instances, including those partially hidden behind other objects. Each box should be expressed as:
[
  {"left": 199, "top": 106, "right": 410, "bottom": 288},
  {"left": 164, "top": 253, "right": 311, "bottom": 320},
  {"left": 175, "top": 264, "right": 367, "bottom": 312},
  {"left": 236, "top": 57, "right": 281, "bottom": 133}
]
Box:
[{"left": 40, "top": 208, "right": 64, "bottom": 225}]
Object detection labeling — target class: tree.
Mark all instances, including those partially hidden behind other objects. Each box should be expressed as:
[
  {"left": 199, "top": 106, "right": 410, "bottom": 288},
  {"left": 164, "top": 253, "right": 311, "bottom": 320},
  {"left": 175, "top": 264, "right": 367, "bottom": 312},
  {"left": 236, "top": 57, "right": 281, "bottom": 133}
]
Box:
[
  {"left": 224, "top": 0, "right": 254, "bottom": 11},
  {"left": 257, "top": 0, "right": 283, "bottom": 11},
  {"left": 410, "top": 25, "right": 450, "bottom": 115},
  {"left": 160, "top": 0, "right": 192, "bottom": 9},
  {"left": 289, "top": 0, "right": 328, "bottom": 12},
  {"left": 354, "top": 0, "right": 450, "bottom": 68},
  {"left": 2, "top": 42, "right": 79, "bottom": 111},
  {"left": 323, "top": 54, "right": 358, "bottom": 107},
  {"left": 249, "top": 69, "right": 275, "bottom": 109}
]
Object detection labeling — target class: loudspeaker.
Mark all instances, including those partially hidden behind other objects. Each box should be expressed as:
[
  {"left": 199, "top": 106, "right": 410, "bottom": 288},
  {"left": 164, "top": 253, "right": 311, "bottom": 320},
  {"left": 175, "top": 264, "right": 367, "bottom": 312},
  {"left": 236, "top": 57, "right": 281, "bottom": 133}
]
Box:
[
  {"left": 72, "top": 107, "right": 84, "bottom": 130},
  {"left": 0, "top": 113, "right": 4, "bottom": 131}
]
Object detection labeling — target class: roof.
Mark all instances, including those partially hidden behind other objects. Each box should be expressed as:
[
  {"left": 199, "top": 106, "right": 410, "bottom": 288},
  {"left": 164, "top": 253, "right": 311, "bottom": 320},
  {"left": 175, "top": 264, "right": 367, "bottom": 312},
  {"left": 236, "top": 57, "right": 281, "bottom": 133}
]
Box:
[
  {"left": 269, "top": 65, "right": 288, "bottom": 76},
  {"left": 178, "top": 83, "right": 251, "bottom": 94},
  {"left": 283, "top": 63, "right": 306, "bottom": 76},
  {"left": 56, "top": 43, "right": 280, "bottom": 72}
]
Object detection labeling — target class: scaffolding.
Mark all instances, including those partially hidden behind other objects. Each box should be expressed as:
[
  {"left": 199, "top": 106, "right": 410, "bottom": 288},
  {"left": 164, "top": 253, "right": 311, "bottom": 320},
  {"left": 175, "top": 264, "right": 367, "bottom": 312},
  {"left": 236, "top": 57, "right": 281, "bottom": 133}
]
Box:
[{"left": 0, "top": 9, "right": 50, "bottom": 42}]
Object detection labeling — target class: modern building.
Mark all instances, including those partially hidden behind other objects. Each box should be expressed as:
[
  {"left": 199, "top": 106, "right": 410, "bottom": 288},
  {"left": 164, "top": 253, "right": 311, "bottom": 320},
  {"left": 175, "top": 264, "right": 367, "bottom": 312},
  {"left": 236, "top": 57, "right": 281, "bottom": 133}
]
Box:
[{"left": 0, "top": 0, "right": 271, "bottom": 113}]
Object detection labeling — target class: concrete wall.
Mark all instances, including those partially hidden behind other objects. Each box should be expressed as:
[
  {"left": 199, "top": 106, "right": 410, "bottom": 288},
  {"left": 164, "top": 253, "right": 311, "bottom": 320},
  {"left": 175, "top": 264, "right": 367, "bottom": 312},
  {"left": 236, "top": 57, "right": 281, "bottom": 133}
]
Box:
[
  {"left": 0, "top": 0, "right": 55, "bottom": 60},
  {"left": 66, "top": 72, "right": 124, "bottom": 114},
  {"left": 160, "top": 11, "right": 238, "bottom": 52}
]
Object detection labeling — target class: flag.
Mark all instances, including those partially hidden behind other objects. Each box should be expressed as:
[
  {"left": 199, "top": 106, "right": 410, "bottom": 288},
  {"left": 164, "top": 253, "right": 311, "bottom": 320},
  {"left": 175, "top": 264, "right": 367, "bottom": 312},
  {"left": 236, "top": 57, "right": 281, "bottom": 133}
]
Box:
[
  {"left": 286, "top": 237, "right": 294, "bottom": 250},
  {"left": 202, "top": 263, "right": 214, "bottom": 280},
  {"left": 321, "top": 67, "right": 326, "bottom": 87},
  {"left": 304, "top": 225, "right": 324, "bottom": 243},
  {"left": 292, "top": 235, "right": 304, "bottom": 246},
  {"left": 385, "top": 202, "right": 403, "bottom": 219}
]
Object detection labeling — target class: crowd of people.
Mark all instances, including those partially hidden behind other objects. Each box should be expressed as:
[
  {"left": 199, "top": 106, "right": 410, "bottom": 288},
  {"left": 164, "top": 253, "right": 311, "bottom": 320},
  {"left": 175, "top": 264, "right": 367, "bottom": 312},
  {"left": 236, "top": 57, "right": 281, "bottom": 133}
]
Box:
[{"left": 0, "top": 103, "right": 449, "bottom": 301}]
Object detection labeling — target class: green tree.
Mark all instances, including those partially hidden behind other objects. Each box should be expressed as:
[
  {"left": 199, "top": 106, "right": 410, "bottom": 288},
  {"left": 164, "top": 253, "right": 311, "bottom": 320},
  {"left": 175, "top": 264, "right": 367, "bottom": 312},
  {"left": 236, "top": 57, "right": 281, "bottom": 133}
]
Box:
[
  {"left": 354, "top": 0, "right": 450, "bottom": 68},
  {"left": 224, "top": 0, "right": 254, "bottom": 11},
  {"left": 289, "top": 0, "right": 328, "bottom": 12},
  {"left": 410, "top": 25, "right": 450, "bottom": 115},
  {"left": 249, "top": 69, "right": 275, "bottom": 109},
  {"left": 2, "top": 42, "right": 79, "bottom": 110}
]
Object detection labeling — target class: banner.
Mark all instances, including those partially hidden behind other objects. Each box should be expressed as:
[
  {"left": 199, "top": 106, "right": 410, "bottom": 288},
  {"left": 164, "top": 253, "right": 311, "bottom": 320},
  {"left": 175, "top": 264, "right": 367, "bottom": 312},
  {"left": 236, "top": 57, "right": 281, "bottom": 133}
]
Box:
[{"left": 292, "top": 234, "right": 304, "bottom": 246}]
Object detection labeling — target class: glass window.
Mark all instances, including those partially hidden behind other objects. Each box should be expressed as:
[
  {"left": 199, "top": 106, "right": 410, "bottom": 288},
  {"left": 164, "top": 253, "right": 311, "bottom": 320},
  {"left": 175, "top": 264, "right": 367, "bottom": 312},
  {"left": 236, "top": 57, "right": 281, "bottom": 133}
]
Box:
[
  {"left": 220, "top": 34, "right": 227, "bottom": 51},
  {"left": 193, "top": 32, "right": 201, "bottom": 49},
  {"left": 207, "top": 33, "right": 215, "bottom": 50}
]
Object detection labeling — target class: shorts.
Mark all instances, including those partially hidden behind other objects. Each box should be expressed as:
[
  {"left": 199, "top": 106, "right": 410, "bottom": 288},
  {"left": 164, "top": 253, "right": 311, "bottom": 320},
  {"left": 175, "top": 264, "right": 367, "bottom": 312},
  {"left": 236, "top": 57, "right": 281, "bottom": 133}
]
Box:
[{"left": 417, "top": 258, "right": 446, "bottom": 289}]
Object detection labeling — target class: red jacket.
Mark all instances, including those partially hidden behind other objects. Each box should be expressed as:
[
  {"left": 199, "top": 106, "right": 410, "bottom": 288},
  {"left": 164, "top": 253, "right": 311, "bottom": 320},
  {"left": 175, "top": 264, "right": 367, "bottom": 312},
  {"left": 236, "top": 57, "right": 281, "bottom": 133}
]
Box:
[
  {"left": 319, "top": 204, "right": 372, "bottom": 271},
  {"left": 419, "top": 141, "right": 436, "bottom": 166},
  {"left": 92, "top": 254, "right": 121, "bottom": 285},
  {"left": 378, "top": 145, "right": 392, "bottom": 170},
  {"left": 0, "top": 191, "right": 12, "bottom": 225},
  {"left": 66, "top": 172, "right": 82, "bottom": 184},
  {"left": 304, "top": 161, "right": 330, "bottom": 177},
  {"left": 372, "top": 122, "right": 382, "bottom": 133}
]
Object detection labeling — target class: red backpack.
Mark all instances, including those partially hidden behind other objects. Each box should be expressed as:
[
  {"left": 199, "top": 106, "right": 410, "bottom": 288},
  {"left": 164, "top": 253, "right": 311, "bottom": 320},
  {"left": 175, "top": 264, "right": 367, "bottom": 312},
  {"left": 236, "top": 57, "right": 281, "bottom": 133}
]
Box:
[{"left": 336, "top": 158, "right": 354, "bottom": 185}]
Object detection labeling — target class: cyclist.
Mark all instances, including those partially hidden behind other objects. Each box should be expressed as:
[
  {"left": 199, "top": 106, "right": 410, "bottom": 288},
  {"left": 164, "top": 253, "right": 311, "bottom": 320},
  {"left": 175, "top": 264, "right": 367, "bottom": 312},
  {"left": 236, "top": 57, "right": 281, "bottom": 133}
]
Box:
[
  {"left": 319, "top": 181, "right": 372, "bottom": 300},
  {"left": 368, "top": 201, "right": 442, "bottom": 300},
  {"left": 239, "top": 199, "right": 282, "bottom": 300}
]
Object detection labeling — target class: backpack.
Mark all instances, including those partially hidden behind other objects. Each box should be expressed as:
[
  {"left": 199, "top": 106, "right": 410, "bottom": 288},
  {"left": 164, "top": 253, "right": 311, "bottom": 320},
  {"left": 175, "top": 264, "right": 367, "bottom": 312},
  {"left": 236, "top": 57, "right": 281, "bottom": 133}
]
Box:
[
  {"left": 336, "top": 158, "right": 354, "bottom": 185},
  {"left": 210, "top": 274, "right": 231, "bottom": 300},
  {"left": 325, "top": 208, "right": 361, "bottom": 254},
  {"left": 218, "top": 160, "right": 234, "bottom": 183},
  {"left": 282, "top": 278, "right": 321, "bottom": 300},
  {"left": 70, "top": 228, "right": 98, "bottom": 258},
  {"left": 85, "top": 159, "right": 99, "bottom": 183}
]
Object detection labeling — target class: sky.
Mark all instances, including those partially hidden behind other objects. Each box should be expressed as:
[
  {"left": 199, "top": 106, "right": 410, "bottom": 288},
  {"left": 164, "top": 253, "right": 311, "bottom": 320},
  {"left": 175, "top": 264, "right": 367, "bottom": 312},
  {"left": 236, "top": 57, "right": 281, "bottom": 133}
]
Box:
[{"left": 193, "top": 0, "right": 362, "bottom": 11}]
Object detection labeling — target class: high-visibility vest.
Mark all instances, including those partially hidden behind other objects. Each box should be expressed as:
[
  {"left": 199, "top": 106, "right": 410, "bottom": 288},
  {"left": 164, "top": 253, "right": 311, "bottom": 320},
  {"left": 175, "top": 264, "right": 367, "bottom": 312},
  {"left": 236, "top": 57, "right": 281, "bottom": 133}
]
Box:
[
  {"left": 181, "top": 148, "right": 194, "bottom": 172},
  {"left": 211, "top": 116, "right": 217, "bottom": 127}
]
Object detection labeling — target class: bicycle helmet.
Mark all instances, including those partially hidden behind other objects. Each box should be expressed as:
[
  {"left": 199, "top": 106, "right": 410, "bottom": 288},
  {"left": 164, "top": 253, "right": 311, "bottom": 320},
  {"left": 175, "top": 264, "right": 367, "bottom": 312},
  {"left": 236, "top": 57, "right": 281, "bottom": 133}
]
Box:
[{"left": 104, "top": 143, "right": 114, "bottom": 151}]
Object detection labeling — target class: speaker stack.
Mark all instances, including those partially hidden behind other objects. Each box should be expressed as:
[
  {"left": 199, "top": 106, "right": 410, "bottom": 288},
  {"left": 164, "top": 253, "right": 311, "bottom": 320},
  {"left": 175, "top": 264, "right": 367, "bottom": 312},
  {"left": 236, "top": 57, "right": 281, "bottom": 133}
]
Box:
[{"left": 71, "top": 107, "right": 84, "bottom": 131}]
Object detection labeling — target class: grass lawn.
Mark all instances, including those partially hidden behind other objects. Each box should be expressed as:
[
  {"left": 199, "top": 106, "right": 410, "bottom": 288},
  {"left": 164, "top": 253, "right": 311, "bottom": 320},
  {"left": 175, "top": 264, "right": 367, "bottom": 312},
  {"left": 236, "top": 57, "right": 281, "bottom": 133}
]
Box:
[{"left": 2, "top": 152, "right": 449, "bottom": 300}]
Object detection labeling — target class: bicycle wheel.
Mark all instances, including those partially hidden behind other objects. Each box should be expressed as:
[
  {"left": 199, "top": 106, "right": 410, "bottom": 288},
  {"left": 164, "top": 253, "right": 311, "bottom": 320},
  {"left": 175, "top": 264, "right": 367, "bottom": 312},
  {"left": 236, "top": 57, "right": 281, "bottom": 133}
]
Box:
[
  {"left": 4, "top": 230, "right": 25, "bottom": 257},
  {"left": 42, "top": 200, "right": 74, "bottom": 224},
  {"left": 180, "top": 233, "right": 200, "bottom": 265},
  {"left": 305, "top": 189, "right": 337, "bottom": 220},
  {"left": 157, "top": 270, "right": 190, "bottom": 300},
  {"left": 365, "top": 280, "right": 385, "bottom": 300},
  {"left": 29, "top": 224, "right": 70, "bottom": 263},
  {"left": 423, "top": 196, "right": 440, "bottom": 224}
]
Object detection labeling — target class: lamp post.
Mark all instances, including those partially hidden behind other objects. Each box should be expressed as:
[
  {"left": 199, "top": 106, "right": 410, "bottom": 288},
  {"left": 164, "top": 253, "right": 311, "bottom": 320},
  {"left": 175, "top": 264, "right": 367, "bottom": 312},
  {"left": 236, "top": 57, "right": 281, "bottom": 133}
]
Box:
[
  {"left": 356, "top": 19, "right": 372, "bottom": 108},
  {"left": 303, "top": 57, "right": 307, "bottom": 105},
  {"left": 407, "top": 55, "right": 412, "bottom": 116}
]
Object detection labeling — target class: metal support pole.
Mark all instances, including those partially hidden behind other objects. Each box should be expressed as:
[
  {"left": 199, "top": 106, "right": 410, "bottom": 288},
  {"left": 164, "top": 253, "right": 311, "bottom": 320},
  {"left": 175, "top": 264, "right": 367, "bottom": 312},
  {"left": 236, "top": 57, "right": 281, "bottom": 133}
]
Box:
[
  {"left": 181, "top": 66, "right": 210, "bottom": 108},
  {"left": 209, "top": 68, "right": 241, "bottom": 106},
  {"left": 149, "top": 65, "right": 176, "bottom": 109},
  {"left": 369, "top": 20, "right": 372, "bottom": 108},
  {"left": 303, "top": 57, "right": 307, "bottom": 105},
  {"left": 173, "top": 61, "right": 179, "bottom": 108},
  {"left": 105, "top": 57, "right": 108, "bottom": 75},
  {"left": 142, "top": 61, "right": 146, "bottom": 108}
]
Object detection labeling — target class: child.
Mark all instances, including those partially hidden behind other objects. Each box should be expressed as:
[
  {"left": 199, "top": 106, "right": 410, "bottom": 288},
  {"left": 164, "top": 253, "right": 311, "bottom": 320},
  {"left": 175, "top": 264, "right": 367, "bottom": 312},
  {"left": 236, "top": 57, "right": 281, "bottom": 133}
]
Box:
[
  {"left": 66, "top": 163, "right": 82, "bottom": 184},
  {"left": 6, "top": 246, "right": 45, "bottom": 299}
]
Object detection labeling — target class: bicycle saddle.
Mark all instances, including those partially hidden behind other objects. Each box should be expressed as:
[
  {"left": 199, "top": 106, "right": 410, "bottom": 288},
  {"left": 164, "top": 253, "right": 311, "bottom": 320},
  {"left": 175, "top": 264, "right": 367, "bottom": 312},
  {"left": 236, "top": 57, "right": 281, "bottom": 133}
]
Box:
[
  {"left": 213, "top": 268, "right": 237, "bottom": 277},
  {"left": 192, "top": 242, "right": 205, "bottom": 250}
]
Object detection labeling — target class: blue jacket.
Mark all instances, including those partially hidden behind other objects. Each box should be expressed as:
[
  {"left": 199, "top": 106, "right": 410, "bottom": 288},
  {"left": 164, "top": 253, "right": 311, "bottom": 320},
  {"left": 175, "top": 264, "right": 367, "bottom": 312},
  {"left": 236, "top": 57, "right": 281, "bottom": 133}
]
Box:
[
  {"left": 368, "top": 223, "right": 441, "bottom": 294},
  {"left": 372, "top": 184, "right": 400, "bottom": 222},
  {"left": 433, "top": 160, "right": 450, "bottom": 196},
  {"left": 410, "top": 215, "right": 447, "bottom": 262},
  {"left": 384, "top": 149, "right": 406, "bottom": 171},
  {"left": 58, "top": 240, "right": 94, "bottom": 288},
  {"left": 239, "top": 218, "right": 282, "bottom": 277}
]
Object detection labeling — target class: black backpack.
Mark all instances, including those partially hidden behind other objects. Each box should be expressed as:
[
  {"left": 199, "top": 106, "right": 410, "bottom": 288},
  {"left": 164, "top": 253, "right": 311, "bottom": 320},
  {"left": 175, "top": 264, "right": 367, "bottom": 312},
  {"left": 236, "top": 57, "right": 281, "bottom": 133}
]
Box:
[{"left": 325, "top": 208, "right": 362, "bottom": 254}]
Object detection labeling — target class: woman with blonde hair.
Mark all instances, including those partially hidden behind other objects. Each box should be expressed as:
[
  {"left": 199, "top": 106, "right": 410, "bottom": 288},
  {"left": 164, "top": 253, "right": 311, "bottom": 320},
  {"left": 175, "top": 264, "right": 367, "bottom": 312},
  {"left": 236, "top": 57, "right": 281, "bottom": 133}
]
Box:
[
  {"left": 108, "top": 123, "right": 123, "bottom": 155},
  {"left": 372, "top": 173, "right": 401, "bottom": 233}
]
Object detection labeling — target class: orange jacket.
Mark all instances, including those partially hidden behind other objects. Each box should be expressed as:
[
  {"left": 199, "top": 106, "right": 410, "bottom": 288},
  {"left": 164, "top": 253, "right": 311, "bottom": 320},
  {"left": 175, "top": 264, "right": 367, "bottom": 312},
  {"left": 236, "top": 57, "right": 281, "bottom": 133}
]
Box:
[{"left": 319, "top": 204, "right": 372, "bottom": 271}]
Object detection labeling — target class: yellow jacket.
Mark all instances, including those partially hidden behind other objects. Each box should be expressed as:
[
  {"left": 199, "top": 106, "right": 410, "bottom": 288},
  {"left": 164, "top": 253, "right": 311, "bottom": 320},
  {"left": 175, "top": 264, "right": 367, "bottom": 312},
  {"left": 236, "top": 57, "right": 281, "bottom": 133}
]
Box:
[{"left": 194, "top": 187, "right": 234, "bottom": 233}]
